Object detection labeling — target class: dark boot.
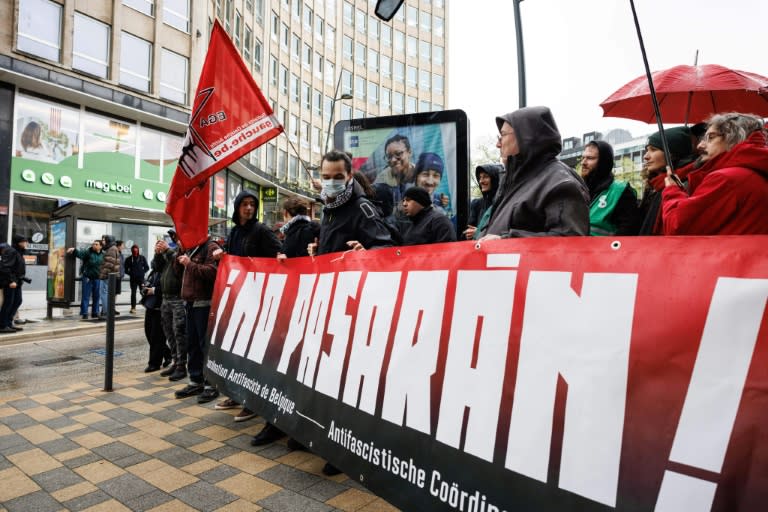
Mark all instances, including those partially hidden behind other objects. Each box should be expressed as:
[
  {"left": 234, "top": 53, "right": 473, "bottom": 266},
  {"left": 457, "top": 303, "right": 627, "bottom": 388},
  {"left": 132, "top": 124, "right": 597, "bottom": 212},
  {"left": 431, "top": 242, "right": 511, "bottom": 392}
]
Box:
[
  {"left": 160, "top": 363, "right": 177, "bottom": 377},
  {"left": 250, "top": 423, "right": 286, "bottom": 446},
  {"left": 168, "top": 364, "right": 187, "bottom": 381}
]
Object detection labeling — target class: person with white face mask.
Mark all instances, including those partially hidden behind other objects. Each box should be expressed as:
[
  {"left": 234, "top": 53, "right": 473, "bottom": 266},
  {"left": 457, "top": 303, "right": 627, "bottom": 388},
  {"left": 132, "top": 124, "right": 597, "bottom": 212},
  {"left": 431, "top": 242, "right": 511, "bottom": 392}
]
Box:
[{"left": 307, "top": 150, "right": 394, "bottom": 257}]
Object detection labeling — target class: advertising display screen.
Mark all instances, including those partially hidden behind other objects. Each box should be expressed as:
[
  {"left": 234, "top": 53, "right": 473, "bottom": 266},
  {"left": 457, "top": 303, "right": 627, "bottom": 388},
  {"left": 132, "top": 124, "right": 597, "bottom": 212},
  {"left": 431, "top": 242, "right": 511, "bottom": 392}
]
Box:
[
  {"left": 334, "top": 110, "right": 469, "bottom": 236},
  {"left": 47, "top": 217, "right": 75, "bottom": 303}
]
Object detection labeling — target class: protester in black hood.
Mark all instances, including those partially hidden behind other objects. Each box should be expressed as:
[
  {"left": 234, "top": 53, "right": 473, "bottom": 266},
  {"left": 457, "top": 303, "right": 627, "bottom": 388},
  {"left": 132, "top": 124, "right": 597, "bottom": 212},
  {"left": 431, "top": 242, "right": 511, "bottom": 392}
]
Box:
[
  {"left": 480, "top": 106, "right": 589, "bottom": 239},
  {"left": 0, "top": 236, "right": 27, "bottom": 333},
  {"left": 465, "top": 163, "right": 502, "bottom": 239},
  {"left": 580, "top": 140, "right": 640, "bottom": 236},
  {"left": 226, "top": 189, "right": 282, "bottom": 258}
]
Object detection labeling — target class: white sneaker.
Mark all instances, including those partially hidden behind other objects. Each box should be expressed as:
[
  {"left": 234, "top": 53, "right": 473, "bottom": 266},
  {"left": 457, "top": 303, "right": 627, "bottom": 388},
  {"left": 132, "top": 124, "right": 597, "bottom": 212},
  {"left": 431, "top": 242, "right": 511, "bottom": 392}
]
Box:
[{"left": 130, "top": 309, "right": 137, "bottom": 314}]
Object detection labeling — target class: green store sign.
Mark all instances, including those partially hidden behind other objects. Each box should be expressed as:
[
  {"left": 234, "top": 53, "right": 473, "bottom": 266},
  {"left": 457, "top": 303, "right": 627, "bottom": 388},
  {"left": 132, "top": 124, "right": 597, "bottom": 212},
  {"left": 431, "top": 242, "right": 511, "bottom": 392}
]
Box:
[{"left": 11, "top": 155, "right": 172, "bottom": 211}]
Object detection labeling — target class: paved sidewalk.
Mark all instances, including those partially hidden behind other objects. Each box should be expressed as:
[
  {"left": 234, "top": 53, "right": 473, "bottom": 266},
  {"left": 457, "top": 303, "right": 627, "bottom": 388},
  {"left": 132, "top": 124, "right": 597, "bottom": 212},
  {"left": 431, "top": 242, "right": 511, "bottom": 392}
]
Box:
[{"left": 0, "top": 370, "right": 398, "bottom": 512}]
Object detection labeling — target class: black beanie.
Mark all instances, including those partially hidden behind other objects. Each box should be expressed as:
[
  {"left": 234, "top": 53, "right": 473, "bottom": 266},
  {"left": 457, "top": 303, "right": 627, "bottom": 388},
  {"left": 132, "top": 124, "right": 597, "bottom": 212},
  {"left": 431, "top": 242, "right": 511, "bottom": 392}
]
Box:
[
  {"left": 647, "top": 126, "right": 693, "bottom": 163},
  {"left": 403, "top": 186, "right": 432, "bottom": 208},
  {"left": 12, "top": 234, "right": 27, "bottom": 245}
]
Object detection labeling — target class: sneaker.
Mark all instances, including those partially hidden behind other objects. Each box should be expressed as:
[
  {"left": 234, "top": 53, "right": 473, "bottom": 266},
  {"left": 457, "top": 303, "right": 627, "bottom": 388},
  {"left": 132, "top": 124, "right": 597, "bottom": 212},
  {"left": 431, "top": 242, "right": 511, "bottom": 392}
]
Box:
[
  {"left": 250, "top": 423, "right": 285, "bottom": 446},
  {"left": 234, "top": 408, "right": 257, "bottom": 422},
  {"left": 168, "top": 365, "right": 187, "bottom": 381},
  {"left": 174, "top": 383, "right": 204, "bottom": 399},
  {"left": 322, "top": 462, "right": 342, "bottom": 476},
  {"left": 197, "top": 387, "right": 220, "bottom": 404},
  {"left": 160, "top": 364, "right": 177, "bottom": 377},
  {"left": 0, "top": 326, "right": 16, "bottom": 333},
  {"left": 81, "top": 314, "right": 89, "bottom": 320},
  {"left": 129, "top": 309, "right": 137, "bottom": 314},
  {"left": 214, "top": 398, "right": 240, "bottom": 410}
]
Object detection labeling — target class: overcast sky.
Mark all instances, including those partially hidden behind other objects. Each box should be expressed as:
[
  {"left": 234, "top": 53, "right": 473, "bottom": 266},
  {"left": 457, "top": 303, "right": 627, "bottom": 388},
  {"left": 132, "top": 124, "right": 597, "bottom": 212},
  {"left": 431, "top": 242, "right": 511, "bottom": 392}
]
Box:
[{"left": 448, "top": 0, "right": 768, "bottom": 146}]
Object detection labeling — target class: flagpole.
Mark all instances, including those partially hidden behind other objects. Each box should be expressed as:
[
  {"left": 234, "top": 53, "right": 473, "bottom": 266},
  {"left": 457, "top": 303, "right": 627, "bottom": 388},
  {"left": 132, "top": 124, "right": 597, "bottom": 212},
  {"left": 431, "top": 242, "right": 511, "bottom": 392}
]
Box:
[
  {"left": 284, "top": 135, "right": 317, "bottom": 182},
  {"left": 628, "top": 0, "right": 683, "bottom": 187}
]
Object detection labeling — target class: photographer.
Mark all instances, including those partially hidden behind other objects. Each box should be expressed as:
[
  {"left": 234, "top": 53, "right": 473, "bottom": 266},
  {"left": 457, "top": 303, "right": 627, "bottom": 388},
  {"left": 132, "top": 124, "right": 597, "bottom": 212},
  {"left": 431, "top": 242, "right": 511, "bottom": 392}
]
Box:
[{"left": 0, "top": 235, "right": 28, "bottom": 333}]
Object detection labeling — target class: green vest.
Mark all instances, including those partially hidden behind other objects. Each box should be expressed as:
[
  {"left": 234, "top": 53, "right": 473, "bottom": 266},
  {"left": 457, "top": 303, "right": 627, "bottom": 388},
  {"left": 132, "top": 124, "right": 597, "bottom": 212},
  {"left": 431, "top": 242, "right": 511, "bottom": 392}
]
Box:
[{"left": 589, "top": 181, "right": 632, "bottom": 236}]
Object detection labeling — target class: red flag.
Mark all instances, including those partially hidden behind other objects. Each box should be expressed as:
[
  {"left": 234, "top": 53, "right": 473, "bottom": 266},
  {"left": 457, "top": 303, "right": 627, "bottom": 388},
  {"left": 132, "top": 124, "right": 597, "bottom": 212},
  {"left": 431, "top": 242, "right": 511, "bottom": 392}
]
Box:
[{"left": 166, "top": 20, "right": 283, "bottom": 248}]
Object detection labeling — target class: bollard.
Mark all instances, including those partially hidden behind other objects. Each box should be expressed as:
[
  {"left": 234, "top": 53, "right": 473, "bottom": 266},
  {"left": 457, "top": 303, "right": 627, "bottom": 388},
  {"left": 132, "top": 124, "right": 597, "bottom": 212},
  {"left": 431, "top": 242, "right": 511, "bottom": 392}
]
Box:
[{"left": 104, "top": 273, "right": 117, "bottom": 391}]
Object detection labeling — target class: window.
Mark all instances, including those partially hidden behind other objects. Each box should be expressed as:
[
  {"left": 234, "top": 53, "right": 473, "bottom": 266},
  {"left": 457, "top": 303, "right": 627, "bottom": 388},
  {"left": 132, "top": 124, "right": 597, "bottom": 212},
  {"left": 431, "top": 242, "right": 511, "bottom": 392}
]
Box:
[
  {"left": 420, "top": 11, "right": 431, "bottom": 32},
  {"left": 394, "top": 60, "right": 404, "bottom": 82},
  {"left": 246, "top": 0, "right": 253, "bottom": 12},
  {"left": 341, "top": 69, "right": 352, "bottom": 95},
  {"left": 280, "top": 64, "right": 288, "bottom": 94},
  {"left": 354, "top": 75, "right": 365, "bottom": 100},
  {"left": 290, "top": 73, "right": 299, "bottom": 102},
  {"left": 315, "top": 15, "right": 324, "bottom": 40},
  {"left": 17, "top": 0, "right": 62, "bottom": 62},
  {"left": 394, "top": 30, "right": 404, "bottom": 52},
  {"left": 406, "top": 5, "right": 417, "bottom": 26},
  {"left": 434, "top": 46, "right": 444, "bottom": 66},
  {"left": 303, "top": 42, "right": 312, "bottom": 68},
  {"left": 304, "top": 6, "right": 313, "bottom": 29},
  {"left": 120, "top": 32, "right": 152, "bottom": 92},
  {"left": 355, "top": 41, "right": 366, "bottom": 67},
  {"left": 407, "top": 65, "right": 417, "bottom": 88},
  {"left": 326, "top": 61, "right": 334, "bottom": 85},
  {"left": 234, "top": 11, "right": 242, "bottom": 48},
  {"left": 301, "top": 121, "right": 310, "bottom": 147},
  {"left": 164, "top": 0, "right": 190, "bottom": 32},
  {"left": 83, "top": 111, "right": 137, "bottom": 167},
  {"left": 368, "top": 49, "right": 378, "bottom": 73},
  {"left": 244, "top": 25, "right": 252, "bottom": 61},
  {"left": 324, "top": 95, "right": 332, "bottom": 121},
  {"left": 123, "top": 0, "right": 154, "bottom": 16},
  {"left": 302, "top": 82, "right": 311, "bottom": 109},
  {"left": 292, "top": 0, "right": 302, "bottom": 19},
  {"left": 407, "top": 95, "right": 417, "bottom": 113},
  {"left": 254, "top": 39, "right": 263, "bottom": 73},
  {"left": 291, "top": 33, "right": 300, "bottom": 61},
  {"left": 420, "top": 40, "right": 430, "bottom": 61},
  {"left": 266, "top": 143, "right": 276, "bottom": 174},
  {"left": 343, "top": 1, "right": 353, "bottom": 25},
  {"left": 419, "top": 69, "right": 430, "bottom": 91},
  {"left": 160, "top": 48, "right": 188, "bottom": 103},
  {"left": 419, "top": 100, "right": 431, "bottom": 112},
  {"left": 393, "top": 92, "right": 404, "bottom": 114},
  {"left": 406, "top": 36, "right": 417, "bottom": 57},
  {"left": 381, "top": 55, "right": 391, "bottom": 78},
  {"left": 381, "top": 88, "right": 391, "bottom": 110},
  {"left": 434, "top": 16, "right": 444, "bottom": 37},
  {"left": 73, "top": 13, "right": 110, "bottom": 78},
  {"left": 368, "top": 82, "right": 378, "bottom": 105},
  {"left": 343, "top": 35, "right": 353, "bottom": 60},
  {"left": 381, "top": 24, "right": 391, "bottom": 47},
  {"left": 271, "top": 11, "right": 279, "bottom": 40},
  {"left": 312, "top": 126, "right": 321, "bottom": 150},
  {"left": 369, "top": 17, "right": 379, "bottom": 39},
  {"left": 278, "top": 149, "right": 287, "bottom": 179},
  {"left": 326, "top": 25, "right": 335, "bottom": 49},
  {"left": 216, "top": 0, "right": 222, "bottom": 18},
  {"left": 314, "top": 89, "right": 322, "bottom": 116},
  {"left": 341, "top": 104, "right": 352, "bottom": 120},
  {"left": 224, "top": 0, "right": 233, "bottom": 32},
  {"left": 255, "top": 0, "right": 264, "bottom": 25},
  {"left": 281, "top": 23, "right": 289, "bottom": 49},
  {"left": 356, "top": 9, "right": 366, "bottom": 34},
  {"left": 432, "top": 74, "right": 444, "bottom": 94},
  {"left": 270, "top": 55, "right": 278, "bottom": 85}
]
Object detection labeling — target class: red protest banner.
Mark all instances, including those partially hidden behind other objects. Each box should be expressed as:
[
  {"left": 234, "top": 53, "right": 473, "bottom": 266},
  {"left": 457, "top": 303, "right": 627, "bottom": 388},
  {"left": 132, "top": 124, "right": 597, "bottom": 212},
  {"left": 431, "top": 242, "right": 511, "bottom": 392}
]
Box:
[
  {"left": 166, "top": 20, "right": 283, "bottom": 248},
  {"left": 205, "top": 236, "right": 768, "bottom": 511}
]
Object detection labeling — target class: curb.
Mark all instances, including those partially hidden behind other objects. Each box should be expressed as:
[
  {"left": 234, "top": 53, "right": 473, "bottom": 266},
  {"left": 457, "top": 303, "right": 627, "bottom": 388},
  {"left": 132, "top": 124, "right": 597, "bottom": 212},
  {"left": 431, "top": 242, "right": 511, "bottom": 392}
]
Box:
[{"left": 0, "top": 318, "right": 144, "bottom": 345}]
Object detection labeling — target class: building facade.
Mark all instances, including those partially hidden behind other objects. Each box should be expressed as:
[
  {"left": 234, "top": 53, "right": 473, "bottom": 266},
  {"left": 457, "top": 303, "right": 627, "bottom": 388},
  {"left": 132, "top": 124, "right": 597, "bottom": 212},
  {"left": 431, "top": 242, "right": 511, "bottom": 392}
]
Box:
[{"left": 0, "top": 0, "right": 448, "bottom": 297}]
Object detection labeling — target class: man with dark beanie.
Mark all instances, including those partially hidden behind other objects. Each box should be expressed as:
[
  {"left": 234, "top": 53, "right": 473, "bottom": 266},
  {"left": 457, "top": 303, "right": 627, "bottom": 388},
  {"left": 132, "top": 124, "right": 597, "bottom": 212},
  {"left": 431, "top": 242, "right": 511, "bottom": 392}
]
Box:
[
  {"left": 401, "top": 187, "right": 457, "bottom": 246},
  {"left": 638, "top": 126, "right": 696, "bottom": 234},
  {"left": 580, "top": 140, "right": 640, "bottom": 236},
  {"left": 479, "top": 106, "right": 589, "bottom": 240}
]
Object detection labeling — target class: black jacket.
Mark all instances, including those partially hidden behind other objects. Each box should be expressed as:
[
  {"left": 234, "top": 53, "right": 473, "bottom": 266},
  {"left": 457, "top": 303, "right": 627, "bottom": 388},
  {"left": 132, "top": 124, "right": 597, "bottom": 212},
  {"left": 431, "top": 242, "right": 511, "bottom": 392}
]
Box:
[
  {"left": 485, "top": 107, "right": 590, "bottom": 237},
  {"left": 402, "top": 206, "right": 457, "bottom": 246},
  {"left": 584, "top": 140, "right": 640, "bottom": 236},
  {"left": 227, "top": 189, "right": 282, "bottom": 257},
  {"left": 282, "top": 218, "right": 321, "bottom": 258},
  {"left": 0, "top": 244, "right": 23, "bottom": 288},
  {"left": 318, "top": 181, "right": 394, "bottom": 255},
  {"left": 125, "top": 254, "right": 149, "bottom": 283}
]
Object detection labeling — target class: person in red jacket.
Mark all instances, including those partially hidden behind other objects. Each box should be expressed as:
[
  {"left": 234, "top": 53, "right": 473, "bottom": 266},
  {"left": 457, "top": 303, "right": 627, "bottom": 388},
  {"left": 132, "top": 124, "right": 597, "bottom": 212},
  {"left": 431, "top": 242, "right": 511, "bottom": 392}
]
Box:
[{"left": 661, "top": 113, "right": 768, "bottom": 235}]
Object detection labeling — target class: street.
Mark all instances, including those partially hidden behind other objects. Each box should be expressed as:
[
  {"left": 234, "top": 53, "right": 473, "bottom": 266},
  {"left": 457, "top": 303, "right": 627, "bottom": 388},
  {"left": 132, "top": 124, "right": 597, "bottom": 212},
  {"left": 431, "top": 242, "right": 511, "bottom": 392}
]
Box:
[{"left": 0, "top": 327, "right": 147, "bottom": 397}]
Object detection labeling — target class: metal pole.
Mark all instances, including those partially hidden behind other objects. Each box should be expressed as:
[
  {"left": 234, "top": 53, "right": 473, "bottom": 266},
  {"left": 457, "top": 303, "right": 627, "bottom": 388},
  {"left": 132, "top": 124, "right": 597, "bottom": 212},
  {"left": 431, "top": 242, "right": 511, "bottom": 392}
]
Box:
[
  {"left": 324, "top": 71, "right": 344, "bottom": 154},
  {"left": 103, "top": 273, "right": 116, "bottom": 391},
  {"left": 513, "top": 0, "right": 526, "bottom": 108}
]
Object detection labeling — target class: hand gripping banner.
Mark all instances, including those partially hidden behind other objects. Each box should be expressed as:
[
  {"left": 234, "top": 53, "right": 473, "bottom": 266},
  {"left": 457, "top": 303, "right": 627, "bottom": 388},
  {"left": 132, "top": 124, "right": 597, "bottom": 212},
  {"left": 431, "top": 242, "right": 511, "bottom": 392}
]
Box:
[
  {"left": 166, "top": 20, "right": 282, "bottom": 248},
  {"left": 204, "top": 236, "right": 768, "bottom": 511}
]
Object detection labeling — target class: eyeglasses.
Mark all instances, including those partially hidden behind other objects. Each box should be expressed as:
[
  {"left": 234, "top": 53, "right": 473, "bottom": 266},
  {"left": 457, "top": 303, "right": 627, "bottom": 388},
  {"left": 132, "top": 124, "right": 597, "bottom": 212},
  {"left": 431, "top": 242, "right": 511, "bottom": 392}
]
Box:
[
  {"left": 497, "top": 131, "right": 514, "bottom": 143},
  {"left": 703, "top": 132, "right": 723, "bottom": 142},
  {"left": 386, "top": 150, "right": 406, "bottom": 160}
]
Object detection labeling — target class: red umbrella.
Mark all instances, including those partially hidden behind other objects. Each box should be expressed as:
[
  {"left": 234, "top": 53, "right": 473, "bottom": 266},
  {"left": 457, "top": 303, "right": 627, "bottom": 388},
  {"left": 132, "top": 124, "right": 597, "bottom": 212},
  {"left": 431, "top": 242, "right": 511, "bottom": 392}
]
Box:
[{"left": 600, "top": 64, "right": 768, "bottom": 124}]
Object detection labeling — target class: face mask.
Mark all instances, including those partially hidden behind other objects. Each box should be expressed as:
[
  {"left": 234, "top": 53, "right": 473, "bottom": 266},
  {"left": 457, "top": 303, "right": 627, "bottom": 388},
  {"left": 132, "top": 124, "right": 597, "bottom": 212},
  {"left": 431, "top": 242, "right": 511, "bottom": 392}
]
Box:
[{"left": 322, "top": 179, "right": 347, "bottom": 197}]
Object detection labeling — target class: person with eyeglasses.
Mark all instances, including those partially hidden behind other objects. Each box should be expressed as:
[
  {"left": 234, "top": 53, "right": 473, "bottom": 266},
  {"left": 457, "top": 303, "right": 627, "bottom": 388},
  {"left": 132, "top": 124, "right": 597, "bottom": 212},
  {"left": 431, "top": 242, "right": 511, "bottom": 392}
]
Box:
[
  {"left": 374, "top": 134, "right": 417, "bottom": 230},
  {"left": 660, "top": 112, "right": 768, "bottom": 235},
  {"left": 478, "top": 106, "right": 590, "bottom": 240},
  {"left": 637, "top": 126, "right": 697, "bottom": 235}
]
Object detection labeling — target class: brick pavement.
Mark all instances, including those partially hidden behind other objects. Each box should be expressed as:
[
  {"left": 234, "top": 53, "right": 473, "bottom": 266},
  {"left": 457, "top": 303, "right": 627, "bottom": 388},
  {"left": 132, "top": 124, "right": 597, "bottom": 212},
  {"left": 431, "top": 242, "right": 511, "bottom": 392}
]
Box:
[{"left": 0, "top": 371, "right": 400, "bottom": 512}]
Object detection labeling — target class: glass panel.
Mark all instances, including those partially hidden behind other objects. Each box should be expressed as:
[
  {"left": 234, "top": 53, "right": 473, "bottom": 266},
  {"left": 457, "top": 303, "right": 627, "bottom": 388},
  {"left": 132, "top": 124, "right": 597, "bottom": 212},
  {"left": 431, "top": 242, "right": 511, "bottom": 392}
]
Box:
[
  {"left": 17, "top": 0, "right": 62, "bottom": 62},
  {"left": 160, "top": 49, "right": 188, "bottom": 104},
  {"left": 73, "top": 13, "right": 110, "bottom": 78},
  {"left": 83, "top": 111, "right": 137, "bottom": 171},
  {"left": 119, "top": 32, "right": 152, "bottom": 92},
  {"left": 123, "top": 0, "right": 154, "bottom": 16},
  {"left": 164, "top": 0, "right": 190, "bottom": 32},
  {"left": 15, "top": 93, "right": 80, "bottom": 164}
]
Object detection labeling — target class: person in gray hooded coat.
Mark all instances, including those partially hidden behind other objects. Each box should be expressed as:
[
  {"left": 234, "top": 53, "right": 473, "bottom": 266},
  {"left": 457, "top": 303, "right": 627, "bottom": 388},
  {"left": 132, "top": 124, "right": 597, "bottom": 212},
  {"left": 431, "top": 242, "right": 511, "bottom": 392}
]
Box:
[{"left": 479, "top": 106, "right": 590, "bottom": 239}]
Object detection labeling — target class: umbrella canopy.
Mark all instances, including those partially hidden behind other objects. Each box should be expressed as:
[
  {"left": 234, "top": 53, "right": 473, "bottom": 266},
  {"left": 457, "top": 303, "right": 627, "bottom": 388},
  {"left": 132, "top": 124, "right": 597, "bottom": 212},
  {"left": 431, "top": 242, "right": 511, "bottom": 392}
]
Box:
[{"left": 600, "top": 64, "right": 768, "bottom": 124}]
